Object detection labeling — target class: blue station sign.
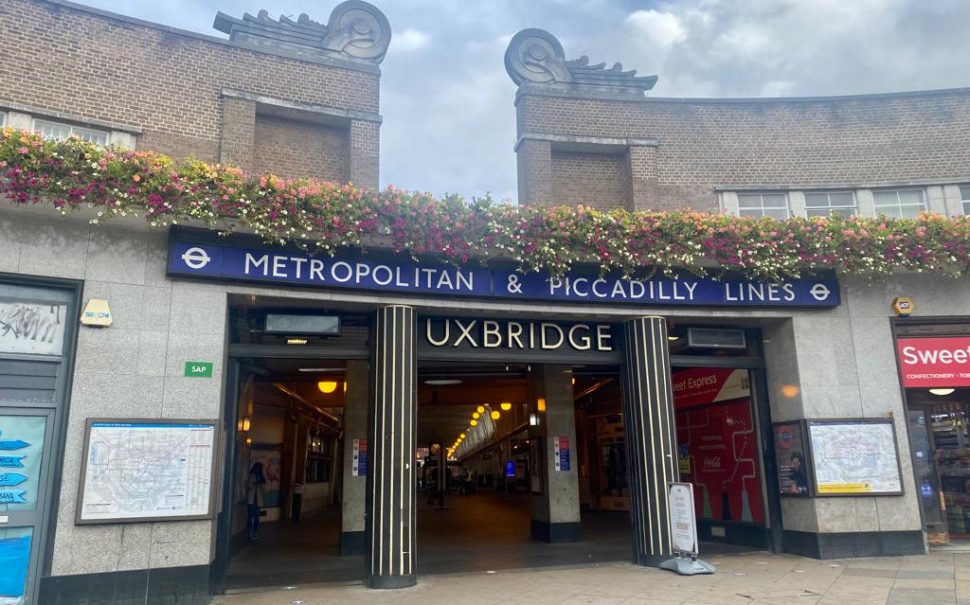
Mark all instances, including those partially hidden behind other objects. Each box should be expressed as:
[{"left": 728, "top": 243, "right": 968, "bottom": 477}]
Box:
[{"left": 167, "top": 231, "right": 840, "bottom": 308}]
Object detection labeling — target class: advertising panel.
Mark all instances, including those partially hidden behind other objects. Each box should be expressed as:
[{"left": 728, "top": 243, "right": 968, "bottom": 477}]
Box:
[
  {"left": 896, "top": 337, "right": 970, "bottom": 388},
  {"left": 673, "top": 369, "right": 763, "bottom": 525},
  {"left": 773, "top": 421, "right": 811, "bottom": 496}
]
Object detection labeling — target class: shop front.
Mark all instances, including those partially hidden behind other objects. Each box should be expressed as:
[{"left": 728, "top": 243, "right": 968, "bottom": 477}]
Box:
[{"left": 894, "top": 322, "right": 970, "bottom": 546}]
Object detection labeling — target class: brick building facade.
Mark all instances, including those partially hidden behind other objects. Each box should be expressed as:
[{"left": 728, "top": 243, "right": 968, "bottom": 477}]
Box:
[
  {"left": 506, "top": 29, "right": 970, "bottom": 216},
  {"left": 0, "top": 0, "right": 382, "bottom": 186}
]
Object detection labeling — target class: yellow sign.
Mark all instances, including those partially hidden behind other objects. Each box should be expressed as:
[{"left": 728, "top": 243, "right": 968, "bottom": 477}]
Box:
[
  {"left": 817, "top": 482, "right": 872, "bottom": 494},
  {"left": 679, "top": 457, "right": 691, "bottom": 475},
  {"left": 80, "top": 299, "right": 112, "bottom": 327},
  {"left": 891, "top": 297, "right": 914, "bottom": 317}
]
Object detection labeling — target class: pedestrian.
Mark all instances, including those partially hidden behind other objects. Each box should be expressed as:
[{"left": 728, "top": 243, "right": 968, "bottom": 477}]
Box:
[{"left": 246, "top": 462, "right": 266, "bottom": 540}]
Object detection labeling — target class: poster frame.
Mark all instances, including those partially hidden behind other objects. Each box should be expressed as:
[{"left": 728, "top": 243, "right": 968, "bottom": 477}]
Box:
[
  {"left": 772, "top": 419, "right": 814, "bottom": 498},
  {"left": 75, "top": 417, "right": 220, "bottom": 525},
  {"left": 805, "top": 417, "right": 904, "bottom": 498}
]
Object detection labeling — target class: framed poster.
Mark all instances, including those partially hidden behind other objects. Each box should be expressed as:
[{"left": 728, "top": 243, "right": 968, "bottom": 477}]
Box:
[
  {"left": 77, "top": 418, "right": 218, "bottom": 524},
  {"left": 773, "top": 421, "right": 812, "bottom": 497},
  {"left": 806, "top": 419, "right": 903, "bottom": 496}
]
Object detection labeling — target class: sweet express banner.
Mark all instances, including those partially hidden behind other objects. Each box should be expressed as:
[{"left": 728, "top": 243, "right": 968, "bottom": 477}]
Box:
[{"left": 167, "top": 228, "right": 840, "bottom": 308}]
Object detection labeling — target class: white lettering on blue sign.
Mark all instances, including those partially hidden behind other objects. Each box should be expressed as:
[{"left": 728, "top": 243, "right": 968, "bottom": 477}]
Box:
[{"left": 167, "top": 235, "right": 840, "bottom": 307}]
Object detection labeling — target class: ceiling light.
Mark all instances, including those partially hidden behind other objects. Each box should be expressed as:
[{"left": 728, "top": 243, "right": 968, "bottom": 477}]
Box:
[
  {"left": 537, "top": 397, "right": 546, "bottom": 412},
  {"left": 930, "top": 388, "right": 956, "bottom": 396},
  {"left": 472, "top": 412, "right": 480, "bottom": 419},
  {"left": 298, "top": 367, "right": 344, "bottom": 372},
  {"left": 460, "top": 433, "right": 466, "bottom": 439},
  {"left": 477, "top": 405, "right": 485, "bottom": 414},
  {"left": 425, "top": 379, "right": 463, "bottom": 386},
  {"left": 470, "top": 420, "right": 478, "bottom": 427},
  {"left": 318, "top": 380, "right": 338, "bottom": 394},
  {"left": 571, "top": 377, "right": 576, "bottom": 385},
  {"left": 668, "top": 335, "right": 680, "bottom": 341},
  {"left": 500, "top": 402, "right": 512, "bottom": 411},
  {"left": 286, "top": 338, "right": 308, "bottom": 345},
  {"left": 490, "top": 410, "right": 500, "bottom": 420}
]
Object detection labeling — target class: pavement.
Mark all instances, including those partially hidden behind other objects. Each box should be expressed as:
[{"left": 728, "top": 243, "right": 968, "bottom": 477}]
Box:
[{"left": 213, "top": 550, "right": 970, "bottom": 605}]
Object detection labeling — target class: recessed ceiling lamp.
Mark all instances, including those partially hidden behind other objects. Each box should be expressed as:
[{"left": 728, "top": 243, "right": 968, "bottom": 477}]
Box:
[
  {"left": 930, "top": 388, "right": 956, "bottom": 396},
  {"left": 470, "top": 419, "right": 478, "bottom": 427},
  {"left": 460, "top": 433, "right": 466, "bottom": 439},
  {"left": 286, "top": 338, "right": 308, "bottom": 345},
  {"left": 425, "top": 379, "right": 462, "bottom": 386},
  {"left": 318, "top": 380, "right": 339, "bottom": 394},
  {"left": 477, "top": 405, "right": 485, "bottom": 414},
  {"left": 299, "top": 367, "right": 345, "bottom": 372},
  {"left": 472, "top": 412, "right": 480, "bottom": 419},
  {"left": 668, "top": 335, "right": 680, "bottom": 341},
  {"left": 500, "top": 402, "right": 512, "bottom": 411},
  {"left": 490, "top": 410, "right": 500, "bottom": 420}
]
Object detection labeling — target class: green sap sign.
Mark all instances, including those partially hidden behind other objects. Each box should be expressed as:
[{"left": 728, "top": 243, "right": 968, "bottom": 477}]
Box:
[{"left": 184, "top": 361, "right": 213, "bottom": 378}]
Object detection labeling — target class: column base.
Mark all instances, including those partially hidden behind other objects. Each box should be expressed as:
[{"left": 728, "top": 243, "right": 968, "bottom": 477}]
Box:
[
  {"left": 632, "top": 553, "right": 672, "bottom": 568},
  {"left": 782, "top": 530, "right": 925, "bottom": 559},
  {"left": 367, "top": 574, "right": 417, "bottom": 589},
  {"left": 340, "top": 531, "right": 366, "bottom": 556},
  {"left": 531, "top": 520, "right": 581, "bottom": 543}
]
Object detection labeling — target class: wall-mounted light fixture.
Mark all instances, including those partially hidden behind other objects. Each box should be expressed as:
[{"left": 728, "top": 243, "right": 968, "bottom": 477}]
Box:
[
  {"left": 318, "top": 380, "right": 338, "bottom": 394},
  {"left": 500, "top": 402, "right": 512, "bottom": 411}
]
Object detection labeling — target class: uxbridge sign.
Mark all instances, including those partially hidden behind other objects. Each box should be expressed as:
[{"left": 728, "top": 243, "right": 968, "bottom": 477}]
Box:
[
  {"left": 168, "top": 228, "right": 840, "bottom": 308},
  {"left": 418, "top": 317, "right": 621, "bottom": 363}
]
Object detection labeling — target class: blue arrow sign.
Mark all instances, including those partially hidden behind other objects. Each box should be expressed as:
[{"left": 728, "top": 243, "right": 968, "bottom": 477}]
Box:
[
  {"left": 0, "top": 473, "right": 27, "bottom": 487},
  {"left": 0, "top": 440, "right": 29, "bottom": 451},
  {"left": 0, "top": 456, "right": 24, "bottom": 468},
  {"left": 0, "top": 491, "right": 27, "bottom": 504}
]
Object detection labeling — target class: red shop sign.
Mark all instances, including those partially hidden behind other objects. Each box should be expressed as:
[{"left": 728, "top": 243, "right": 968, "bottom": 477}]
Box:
[
  {"left": 672, "top": 368, "right": 751, "bottom": 409},
  {"left": 896, "top": 337, "right": 970, "bottom": 388}
]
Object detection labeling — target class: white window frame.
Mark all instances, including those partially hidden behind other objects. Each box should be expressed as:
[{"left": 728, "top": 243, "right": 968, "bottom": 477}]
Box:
[
  {"left": 804, "top": 191, "right": 857, "bottom": 218},
  {"left": 32, "top": 118, "right": 109, "bottom": 146},
  {"left": 872, "top": 188, "right": 927, "bottom": 219},
  {"left": 0, "top": 111, "right": 6, "bottom": 128},
  {"left": 960, "top": 184, "right": 970, "bottom": 216},
  {"left": 737, "top": 192, "right": 790, "bottom": 220}
]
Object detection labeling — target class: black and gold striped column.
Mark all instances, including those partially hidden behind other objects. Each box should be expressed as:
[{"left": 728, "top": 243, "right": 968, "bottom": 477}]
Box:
[
  {"left": 367, "top": 305, "right": 417, "bottom": 589},
  {"left": 621, "top": 316, "right": 678, "bottom": 566}
]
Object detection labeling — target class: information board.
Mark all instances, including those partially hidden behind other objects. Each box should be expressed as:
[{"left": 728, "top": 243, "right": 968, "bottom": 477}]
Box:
[
  {"left": 668, "top": 482, "right": 698, "bottom": 555},
  {"left": 807, "top": 419, "right": 903, "bottom": 496},
  {"left": 77, "top": 419, "right": 218, "bottom": 524}
]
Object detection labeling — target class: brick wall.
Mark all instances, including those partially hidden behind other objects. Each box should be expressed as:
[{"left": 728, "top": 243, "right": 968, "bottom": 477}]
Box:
[
  {"left": 253, "top": 116, "right": 349, "bottom": 182},
  {"left": 516, "top": 89, "right": 970, "bottom": 211},
  {"left": 0, "top": 0, "right": 380, "bottom": 184},
  {"left": 551, "top": 151, "right": 631, "bottom": 210}
]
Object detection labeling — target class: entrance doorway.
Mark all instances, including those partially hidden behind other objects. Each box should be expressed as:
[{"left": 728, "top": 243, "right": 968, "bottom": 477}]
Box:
[{"left": 416, "top": 361, "right": 633, "bottom": 573}]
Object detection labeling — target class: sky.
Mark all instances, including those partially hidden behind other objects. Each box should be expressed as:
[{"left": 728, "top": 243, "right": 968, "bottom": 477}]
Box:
[{"left": 79, "top": 0, "right": 970, "bottom": 203}]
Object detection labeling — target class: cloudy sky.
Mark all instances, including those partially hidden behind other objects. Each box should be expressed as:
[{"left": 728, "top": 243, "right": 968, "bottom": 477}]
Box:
[{"left": 80, "top": 0, "right": 970, "bottom": 202}]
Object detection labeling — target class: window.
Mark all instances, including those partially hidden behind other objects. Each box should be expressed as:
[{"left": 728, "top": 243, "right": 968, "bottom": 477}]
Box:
[
  {"left": 872, "top": 188, "right": 926, "bottom": 219},
  {"left": 32, "top": 119, "right": 108, "bottom": 145},
  {"left": 737, "top": 193, "right": 789, "bottom": 219},
  {"left": 804, "top": 191, "right": 857, "bottom": 218},
  {"left": 0, "top": 112, "right": 6, "bottom": 128},
  {"left": 961, "top": 184, "right": 970, "bottom": 215}
]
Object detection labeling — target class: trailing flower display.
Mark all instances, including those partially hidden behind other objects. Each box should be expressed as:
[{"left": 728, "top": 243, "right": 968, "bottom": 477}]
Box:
[{"left": 1, "top": 128, "right": 968, "bottom": 281}]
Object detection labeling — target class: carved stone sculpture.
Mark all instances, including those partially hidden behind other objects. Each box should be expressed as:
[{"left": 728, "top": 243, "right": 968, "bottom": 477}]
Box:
[
  {"left": 214, "top": 0, "right": 391, "bottom": 65},
  {"left": 505, "top": 28, "right": 657, "bottom": 96}
]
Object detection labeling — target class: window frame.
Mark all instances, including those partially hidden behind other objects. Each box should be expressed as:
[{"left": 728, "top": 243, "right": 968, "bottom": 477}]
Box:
[
  {"left": 736, "top": 192, "right": 790, "bottom": 220},
  {"left": 804, "top": 190, "right": 858, "bottom": 218},
  {"left": 872, "top": 188, "right": 927, "bottom": 219},
  {"left": 0, "top": 111, "right": 6, "bottom": 128},
  {"left": 960, "top": 184, "right": 970, "bottom": 216},
  {"left": 31, "top": 118, "right": 109, "bottom": 146}
]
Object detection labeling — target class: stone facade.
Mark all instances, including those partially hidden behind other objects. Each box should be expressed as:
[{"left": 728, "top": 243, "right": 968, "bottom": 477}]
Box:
[
  {"left": 507, "top": 30, "right": 970, "bottom": 214},
  {"left": 0, "top": 0, "right": 383, "bottom": 186}
]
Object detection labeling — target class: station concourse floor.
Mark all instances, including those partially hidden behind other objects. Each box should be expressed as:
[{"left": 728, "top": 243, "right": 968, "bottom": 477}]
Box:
[{"left": 226, "top": 492, "right": 754, "bottom": 591}]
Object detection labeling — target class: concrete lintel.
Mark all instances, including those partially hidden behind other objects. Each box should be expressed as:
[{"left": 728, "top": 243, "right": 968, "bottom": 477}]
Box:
[
  {"left": 715, "top": 178, "right": 970, "bottom": 193},
  {"left": 0, "top": 97, "right": 143, "bottom": 134},
  {"left": 515, "top": 132, "right": 657, "bottom": 153},
  {"left": 221, "top": 89, "right": 382, "bottom": 126}
]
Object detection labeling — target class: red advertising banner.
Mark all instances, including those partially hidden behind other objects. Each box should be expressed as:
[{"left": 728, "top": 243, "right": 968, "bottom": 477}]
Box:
[
  {"left": 896, "top": 337, "right": 970, "bottom": 388},
  {"left": 672, "top": 368, "right": 751, "bottom": 409}
]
